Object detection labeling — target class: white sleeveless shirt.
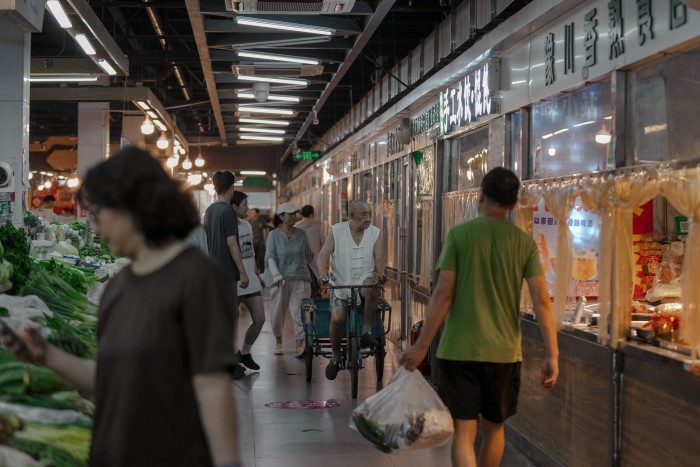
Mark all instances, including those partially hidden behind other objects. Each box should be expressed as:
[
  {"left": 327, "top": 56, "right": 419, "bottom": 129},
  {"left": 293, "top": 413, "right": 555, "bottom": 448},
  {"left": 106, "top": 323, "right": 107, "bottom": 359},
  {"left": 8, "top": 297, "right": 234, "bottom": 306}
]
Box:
[{"left": 329, "top": 222, "right": 380, "bottom": 300}]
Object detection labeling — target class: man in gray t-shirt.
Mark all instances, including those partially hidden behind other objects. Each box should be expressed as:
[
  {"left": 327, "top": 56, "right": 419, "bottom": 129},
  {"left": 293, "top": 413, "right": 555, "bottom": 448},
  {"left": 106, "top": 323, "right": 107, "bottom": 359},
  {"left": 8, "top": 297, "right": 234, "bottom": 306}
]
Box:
[{"left": 204, "top": 171, "right": 249, "bottom": 287}]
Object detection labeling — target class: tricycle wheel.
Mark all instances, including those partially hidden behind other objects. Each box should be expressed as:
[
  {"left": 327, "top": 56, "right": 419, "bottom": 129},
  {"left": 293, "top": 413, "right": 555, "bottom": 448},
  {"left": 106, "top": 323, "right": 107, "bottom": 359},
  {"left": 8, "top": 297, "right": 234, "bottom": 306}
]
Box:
[
  {"left": 350, "top": 337, "right": 359, "bottom": 399},
  {"left": 305, "top": 346, "right": 313, "bottom": 382},
  {"left": 375, "top": 345, "right": 386, "bottom": 382}
]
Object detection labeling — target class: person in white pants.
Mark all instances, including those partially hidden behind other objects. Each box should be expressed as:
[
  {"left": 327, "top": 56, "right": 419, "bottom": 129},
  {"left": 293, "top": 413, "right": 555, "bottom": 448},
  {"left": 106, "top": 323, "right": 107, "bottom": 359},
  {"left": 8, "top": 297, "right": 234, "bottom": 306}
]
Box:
[{"left": 264, "top": 203, "right": 314, "bottom": 357}]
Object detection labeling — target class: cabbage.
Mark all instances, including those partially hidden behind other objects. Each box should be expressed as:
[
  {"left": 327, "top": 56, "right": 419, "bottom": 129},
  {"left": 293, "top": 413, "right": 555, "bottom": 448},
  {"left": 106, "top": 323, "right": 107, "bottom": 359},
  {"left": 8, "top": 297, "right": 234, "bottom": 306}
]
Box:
[{"left": 51, "top": 241, "right": 79, "bottom": 257}]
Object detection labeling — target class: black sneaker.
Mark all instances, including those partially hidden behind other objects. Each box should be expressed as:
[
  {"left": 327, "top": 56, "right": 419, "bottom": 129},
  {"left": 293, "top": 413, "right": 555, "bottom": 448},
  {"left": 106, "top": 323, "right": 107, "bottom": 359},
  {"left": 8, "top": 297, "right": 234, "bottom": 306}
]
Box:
[
  {"left": 325, "top": 360, "right": 340, "bottom": 380},
  {"left": 238, "top": 351, "right": 260, "bottom": 370},
  {"left": 360, "top": 333, "right": 379, "bottom": 348},
  {"left": 230, "top": 363, "right": 246, "bottom": 380}
]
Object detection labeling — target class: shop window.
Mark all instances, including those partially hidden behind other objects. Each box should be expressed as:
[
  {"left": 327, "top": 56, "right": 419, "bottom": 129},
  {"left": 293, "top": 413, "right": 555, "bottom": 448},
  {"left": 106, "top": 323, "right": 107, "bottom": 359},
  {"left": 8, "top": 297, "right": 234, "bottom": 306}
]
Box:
[
  {"left": 383, "top": 160, "right": 398, "bottom": 268},
  {"left": 628, "top": 47, "right": 700, "bottom": 163},
  {"left": 530, "top": 81, "right": 612, "bottom": 179},
  {"left": 456, "top": 126, "right": 489, "bottom": 190},
  {"left": 508, "top": 111, "right": 522, "bottom": 176}
]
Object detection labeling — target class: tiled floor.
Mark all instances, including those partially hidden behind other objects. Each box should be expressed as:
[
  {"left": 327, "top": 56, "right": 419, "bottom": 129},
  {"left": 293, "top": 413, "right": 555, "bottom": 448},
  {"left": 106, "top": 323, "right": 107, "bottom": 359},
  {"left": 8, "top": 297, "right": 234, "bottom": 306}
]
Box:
[{"left": 233, "top": 295, "right": 537, "bottom": 467}]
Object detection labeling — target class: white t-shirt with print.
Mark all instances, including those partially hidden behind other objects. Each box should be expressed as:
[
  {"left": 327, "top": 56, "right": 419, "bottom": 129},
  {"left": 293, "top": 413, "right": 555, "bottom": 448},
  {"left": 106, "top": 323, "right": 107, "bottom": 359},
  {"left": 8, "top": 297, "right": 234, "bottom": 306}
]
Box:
[{"left": 237, "top": 220, "right": 263, "bottom": 296}]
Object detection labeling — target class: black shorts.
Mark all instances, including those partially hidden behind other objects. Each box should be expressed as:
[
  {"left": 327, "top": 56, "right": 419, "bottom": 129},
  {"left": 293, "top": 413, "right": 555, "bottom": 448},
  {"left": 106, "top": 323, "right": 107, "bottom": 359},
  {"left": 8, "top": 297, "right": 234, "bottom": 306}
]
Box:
[
  {"left": 437, "top": 359, "right": 521, "bottom": 423},
  {"left": 240, "top": 291, "right": 262, "bottom": 299}
]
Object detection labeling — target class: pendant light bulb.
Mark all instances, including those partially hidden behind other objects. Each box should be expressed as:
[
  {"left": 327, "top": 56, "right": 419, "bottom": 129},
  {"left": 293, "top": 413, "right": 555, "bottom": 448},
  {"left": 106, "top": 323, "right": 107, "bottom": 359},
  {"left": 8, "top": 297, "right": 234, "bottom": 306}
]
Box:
[
  {"left": 182, "top": 157, "right": 193, "bottom": 170},
  {"left": 141, "top": 117, "right": 155, "bottom": 135},
  {"left": 194, "top": 153, "right": 205, "bottom": 167},
  {"left": 166, "top": 157, "right": 178, "bottom": 168},
  {"left": 157, "top": 133, "right": 170, "bottom": 150}
]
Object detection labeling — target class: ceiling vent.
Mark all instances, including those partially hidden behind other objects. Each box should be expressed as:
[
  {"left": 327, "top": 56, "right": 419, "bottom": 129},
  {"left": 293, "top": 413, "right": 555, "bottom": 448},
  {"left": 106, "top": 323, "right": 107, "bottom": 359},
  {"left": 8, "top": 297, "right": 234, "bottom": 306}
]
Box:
[
  {"left": 226, "top": 0, "right": 356, "bottom": 14},
  {"left": 232, "top": 64, "right": 324, "bottom": 77}
]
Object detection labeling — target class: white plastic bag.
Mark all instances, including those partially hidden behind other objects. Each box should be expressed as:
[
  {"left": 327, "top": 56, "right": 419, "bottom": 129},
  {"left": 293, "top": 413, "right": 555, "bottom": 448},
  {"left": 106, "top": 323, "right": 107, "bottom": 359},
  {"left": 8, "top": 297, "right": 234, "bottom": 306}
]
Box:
[{"left": 350, "top": 366, "right": 454, "bottom": 453}]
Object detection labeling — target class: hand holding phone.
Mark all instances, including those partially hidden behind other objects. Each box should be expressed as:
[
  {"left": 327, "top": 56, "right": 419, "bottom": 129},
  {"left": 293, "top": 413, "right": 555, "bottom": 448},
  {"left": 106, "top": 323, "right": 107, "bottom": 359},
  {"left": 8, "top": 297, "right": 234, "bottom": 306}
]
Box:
[{"left": 0, "top": 319, "right": 43, "bottom": 364}]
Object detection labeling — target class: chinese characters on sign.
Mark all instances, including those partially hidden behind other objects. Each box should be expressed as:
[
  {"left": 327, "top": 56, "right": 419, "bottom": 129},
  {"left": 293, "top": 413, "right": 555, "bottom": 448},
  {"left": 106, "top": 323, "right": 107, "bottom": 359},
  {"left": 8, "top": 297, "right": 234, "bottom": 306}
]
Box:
[
  {"left": 545, "top": 33, "right": 556, "bottom": 86},
  {"left": 670, "top": 0, "right": 687, "bottom": 29},
  {"left": 411, "top": 104, "right": 440, "bottom": 136},
  {"left": 440, "top": 60, "right": 500, "bottom": 133},
  {"left": 637, "top": 0, "right": 654, "bottom": 45},
  {"left": 547, "top": 1, "right": 690, "bottom": 83},
  {"left": 583, "top": 8, "right": 598, "bottom": 80},
  {"left": 565, "top": 23, "right": 575, "bottom": 75},
  {"left": 608, "top": 0, "right": 625, "bottom": 59},
  {"left": 294, "top": 151, "right": 320, "bottom": 161}
]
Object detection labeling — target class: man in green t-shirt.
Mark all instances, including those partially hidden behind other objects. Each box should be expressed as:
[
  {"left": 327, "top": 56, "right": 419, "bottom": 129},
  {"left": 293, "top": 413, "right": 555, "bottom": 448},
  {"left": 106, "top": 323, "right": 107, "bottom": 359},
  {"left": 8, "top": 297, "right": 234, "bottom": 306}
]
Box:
[{"left": 401, "top": 167, "right": 559, "bottom": 467}]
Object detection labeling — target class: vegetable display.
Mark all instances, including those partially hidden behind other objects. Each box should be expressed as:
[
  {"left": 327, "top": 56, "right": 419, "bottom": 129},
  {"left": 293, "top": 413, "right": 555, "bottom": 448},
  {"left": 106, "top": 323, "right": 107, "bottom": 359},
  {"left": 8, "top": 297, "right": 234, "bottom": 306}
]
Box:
[{"left": 0, "top": 222, "right": 33, "bottom": 292}]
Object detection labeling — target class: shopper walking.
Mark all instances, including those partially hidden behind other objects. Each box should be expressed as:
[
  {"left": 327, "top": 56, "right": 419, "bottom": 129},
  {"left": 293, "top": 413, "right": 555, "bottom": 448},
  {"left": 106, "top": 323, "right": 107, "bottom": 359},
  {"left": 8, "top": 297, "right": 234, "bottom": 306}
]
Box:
[
  {"left": 401, "top": 167, "right": 559, "bottom": 467},
  {"left": 295, "top": 204, "right": 325, "bottom": 296},
  {"left": 248, "top": 207, "right": 268, "bottom": 275},
  {"left": 1, "top": 147, "right": 243, "bottom": 467},
  {"left": 316, "top": 201, "right": 385, "bottom": 380},
  {"left": 265, "top": 203, "right": 314, "bottom": 357},
  {"left": 204, "top": 171, "right": 249, "bottom": 378},
  {"left": 230, "top": 191, "right": 265, "bottom": 371}
]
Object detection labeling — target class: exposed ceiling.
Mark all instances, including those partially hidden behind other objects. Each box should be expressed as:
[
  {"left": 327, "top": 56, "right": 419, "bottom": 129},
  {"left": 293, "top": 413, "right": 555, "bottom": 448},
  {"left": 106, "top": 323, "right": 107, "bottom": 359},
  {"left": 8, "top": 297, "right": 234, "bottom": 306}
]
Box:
[{"left": 29, "top": 0, "right": 456, "bottom": 170}]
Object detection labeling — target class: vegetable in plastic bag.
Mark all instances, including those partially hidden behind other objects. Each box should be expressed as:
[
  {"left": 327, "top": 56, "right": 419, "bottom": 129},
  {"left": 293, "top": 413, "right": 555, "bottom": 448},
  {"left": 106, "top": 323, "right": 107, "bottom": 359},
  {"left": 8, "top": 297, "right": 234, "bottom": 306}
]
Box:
[{"left": 350, "top": 367, "right": 454, "bottom": 453}]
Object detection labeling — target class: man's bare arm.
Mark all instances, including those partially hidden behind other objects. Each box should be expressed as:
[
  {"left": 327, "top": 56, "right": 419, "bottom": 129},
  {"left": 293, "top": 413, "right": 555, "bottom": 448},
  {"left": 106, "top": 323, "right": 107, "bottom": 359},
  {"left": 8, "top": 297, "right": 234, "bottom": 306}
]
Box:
[
  {"left": 316, "top": 229, "right": 335, "bottom": 279},
  {"left": 527, "top": 275, "right": 559, "bottom": 388}
]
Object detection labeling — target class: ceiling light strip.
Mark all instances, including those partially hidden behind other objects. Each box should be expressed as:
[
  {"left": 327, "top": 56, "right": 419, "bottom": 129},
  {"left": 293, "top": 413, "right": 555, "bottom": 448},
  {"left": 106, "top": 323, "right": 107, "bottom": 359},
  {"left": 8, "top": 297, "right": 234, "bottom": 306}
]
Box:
[
  {"left": 29, "top": 75, "right": 98, "bottom": 82},
  {"left": 47, "top": 0, "right": 72, "bottom": 28},
  {"left": 238, "top": 106, "right": 294, "bottom": 116},
  {"left": 238, "top": 118, "right": 290, "bottom": 126},
  {"left": 97, "top": 59, "right": 117, "bottom": 76},
  {"left": 237, "top": 51, "right": 319, "bottom": 66},
  {"left": 236, "top": 92, "right": 300, "bottom": 103},
  {"left": 236, "top": 75, "right": 308, "bottom": 86},
  {"left": 236, "top": 17, "right": 333, "bottom": 36},
  {"left": 75, "top": 33, "right": 96, "bottom": 55},
  {"left": 240, "top": 135, "right": 284, "bottom": 142},
  {"left": 239, "top": 127, "right": 286, "bottom": 134}
]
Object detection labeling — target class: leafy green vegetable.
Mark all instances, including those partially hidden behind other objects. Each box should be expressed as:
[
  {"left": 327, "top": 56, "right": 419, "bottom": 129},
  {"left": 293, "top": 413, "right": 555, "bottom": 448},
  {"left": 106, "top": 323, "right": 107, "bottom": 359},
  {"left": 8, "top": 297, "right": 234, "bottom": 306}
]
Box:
[
  {"left": 0, "top": 307, "right": 8, "bottom": 317},
  {"left": 43, "top": 314, "right": 97, "bottom": 359},
  {"left": 0, "top": 222, "right": 33, "bottom": 292},
  {"left": 22, "top": 268, "right": 97, "bottom": 320},
  {"left": 12, "top": 422, "right": 91, "bottom": 467},
  {"left": 37, "top": 260, "right": 95, "bottom": 295}
]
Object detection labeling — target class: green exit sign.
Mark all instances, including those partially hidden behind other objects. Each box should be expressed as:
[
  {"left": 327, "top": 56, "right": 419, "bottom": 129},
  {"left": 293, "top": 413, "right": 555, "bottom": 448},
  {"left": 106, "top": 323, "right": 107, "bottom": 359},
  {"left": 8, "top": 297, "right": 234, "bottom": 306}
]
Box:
[{"left": 295, "top": 151, "right": 320, "bottom": 161}]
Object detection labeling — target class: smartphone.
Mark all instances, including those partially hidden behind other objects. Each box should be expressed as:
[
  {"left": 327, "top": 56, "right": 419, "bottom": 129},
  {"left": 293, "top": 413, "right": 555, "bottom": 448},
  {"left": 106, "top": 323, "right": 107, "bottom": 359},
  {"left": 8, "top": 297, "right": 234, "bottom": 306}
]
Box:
[{"left": 0, "top": 318, "right": 29, "bottom": 355}]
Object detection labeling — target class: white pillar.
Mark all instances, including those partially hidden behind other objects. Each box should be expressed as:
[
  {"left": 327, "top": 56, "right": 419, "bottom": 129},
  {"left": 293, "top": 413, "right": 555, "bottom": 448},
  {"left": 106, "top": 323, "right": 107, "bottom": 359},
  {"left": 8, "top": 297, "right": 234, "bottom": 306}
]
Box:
[
  {"left": 121, "top": 115, "right": 146, "bottom": 149},
  {"left": 0, "top": 15, "right": 30, "bottom": 227},
  {"left": 78, "top": 102, "right": 110, "bottom": 179}
]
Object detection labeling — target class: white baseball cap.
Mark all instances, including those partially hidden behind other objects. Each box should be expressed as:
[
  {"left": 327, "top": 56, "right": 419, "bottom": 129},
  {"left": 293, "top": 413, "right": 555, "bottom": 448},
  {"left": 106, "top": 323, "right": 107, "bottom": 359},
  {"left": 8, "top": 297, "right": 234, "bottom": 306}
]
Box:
[{"left": 277, "top": 202, "right": 300, "bottom": 215}]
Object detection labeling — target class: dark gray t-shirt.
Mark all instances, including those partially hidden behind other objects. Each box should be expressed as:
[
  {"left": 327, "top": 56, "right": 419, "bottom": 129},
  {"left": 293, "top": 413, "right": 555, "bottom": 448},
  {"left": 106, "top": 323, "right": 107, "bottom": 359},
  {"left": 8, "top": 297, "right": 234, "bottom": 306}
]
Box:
[
  {"left": 90, "top": 248, "right": 237, "bottom": 466},
  {"left": 203, "top": 201, "right": 240, "bottom": 282}
]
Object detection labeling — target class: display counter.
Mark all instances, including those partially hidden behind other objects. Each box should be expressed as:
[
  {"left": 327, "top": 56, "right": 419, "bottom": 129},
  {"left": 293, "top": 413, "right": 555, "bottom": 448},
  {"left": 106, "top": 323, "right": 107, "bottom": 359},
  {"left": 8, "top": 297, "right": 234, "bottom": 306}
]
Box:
[{"left": 509, "top": 317, "right": 700, "bottom": 466}]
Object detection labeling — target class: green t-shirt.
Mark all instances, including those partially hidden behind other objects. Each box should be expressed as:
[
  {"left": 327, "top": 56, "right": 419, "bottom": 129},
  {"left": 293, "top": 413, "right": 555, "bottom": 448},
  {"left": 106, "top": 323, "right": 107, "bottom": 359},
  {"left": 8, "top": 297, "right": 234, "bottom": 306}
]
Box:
[{"left": 435, "top": 217, "right": 543, "bottom": 363}]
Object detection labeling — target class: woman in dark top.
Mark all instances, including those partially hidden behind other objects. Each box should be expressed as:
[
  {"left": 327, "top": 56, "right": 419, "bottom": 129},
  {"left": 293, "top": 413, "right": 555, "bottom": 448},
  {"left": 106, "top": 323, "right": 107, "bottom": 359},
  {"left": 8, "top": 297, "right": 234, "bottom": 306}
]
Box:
[{"left": 0, "top": 147, "right": 242, "bottom": 467}]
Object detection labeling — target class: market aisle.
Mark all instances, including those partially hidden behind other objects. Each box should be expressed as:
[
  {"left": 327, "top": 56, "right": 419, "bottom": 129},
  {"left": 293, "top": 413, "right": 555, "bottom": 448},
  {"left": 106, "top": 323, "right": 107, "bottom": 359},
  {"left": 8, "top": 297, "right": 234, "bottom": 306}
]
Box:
[{"left": 232, "top": 293, "right": 538, "bottom": 467}]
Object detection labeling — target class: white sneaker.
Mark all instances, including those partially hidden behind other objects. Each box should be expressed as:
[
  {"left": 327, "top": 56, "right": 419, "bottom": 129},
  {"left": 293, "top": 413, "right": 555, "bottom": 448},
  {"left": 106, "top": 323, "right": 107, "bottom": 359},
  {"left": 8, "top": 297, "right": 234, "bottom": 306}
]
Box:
[
  {"left": 274, "top": 343, "right": 283, "bottom": 355},
  {"left": 295, "top": 343, "right": 306, "bottom": 358}
]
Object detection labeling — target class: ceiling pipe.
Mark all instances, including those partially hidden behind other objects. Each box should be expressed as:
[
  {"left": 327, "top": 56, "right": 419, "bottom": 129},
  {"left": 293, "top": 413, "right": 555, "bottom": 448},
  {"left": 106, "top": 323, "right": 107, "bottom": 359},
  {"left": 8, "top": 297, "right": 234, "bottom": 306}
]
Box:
[{"left": 143, "top": 0, "right": 198, "bottom": 128}]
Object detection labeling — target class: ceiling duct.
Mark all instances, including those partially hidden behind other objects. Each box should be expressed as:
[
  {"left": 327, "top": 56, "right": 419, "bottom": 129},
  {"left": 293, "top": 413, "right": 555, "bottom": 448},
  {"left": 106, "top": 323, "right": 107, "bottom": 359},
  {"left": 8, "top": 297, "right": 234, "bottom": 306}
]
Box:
[
  {"left": 232, "top": 64, "right": 324, "bottom": 77},
  {"left": 226, "top": 0, "right": 356, "bottom": 14}
]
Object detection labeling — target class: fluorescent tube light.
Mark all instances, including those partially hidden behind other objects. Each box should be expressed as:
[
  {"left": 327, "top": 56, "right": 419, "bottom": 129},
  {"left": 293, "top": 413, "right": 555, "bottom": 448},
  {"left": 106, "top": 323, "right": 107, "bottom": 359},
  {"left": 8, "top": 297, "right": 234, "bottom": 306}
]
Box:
[
  {"left": 147, "top": 111, "right": 158, "bottom": 119},
  {"left": 574, "top": 121, "right": 595, "bottom": 127},
  {"left": 240, "top": 135, "right": 284, "bottom": 142},
  {"left": 236, "top": 17, "right": 333, "bottom": 36},
  {"left": 47, "top": 1, "right": 72, "bottom": 28},
  {"left": 97, "top": 59, "right": 117, "bottom": 76},
  {"left": 239, "top": 127, "right": 286, "bottom": 134},
  {"left": 553, "top": 128, "right": 569, "bottom": 135},
  {"left": 238, "top": 118, "right": 289, "bottom": 126},
  {"left": 136, "top": 101, "right": 150, "bottom": 110},
  {"left": 75, "top": 34, "right": 96, "bottom": 55},
  {"left": 236, "top": 75, "right": 308, "bottom": 86},
  {"left": 30, "top": 75, "right": 98, "bottom": 82},
  {"left": 237, "top": 92, "right": 300, "bottom": 103},
  {"left": 238, "top": 106, "right": 294, "bottom": 116},
  {"left": 237, "top": 51, "right": 319, "bottom": 66},
  {"left": 542, "top": 133, "right": 553, "bottom": 139},
  {"left": 240, "top": 171, "right": 267, "bottom": 176},
  {"left": 153, "top": 119, "right": 167, "bottom": 132}
]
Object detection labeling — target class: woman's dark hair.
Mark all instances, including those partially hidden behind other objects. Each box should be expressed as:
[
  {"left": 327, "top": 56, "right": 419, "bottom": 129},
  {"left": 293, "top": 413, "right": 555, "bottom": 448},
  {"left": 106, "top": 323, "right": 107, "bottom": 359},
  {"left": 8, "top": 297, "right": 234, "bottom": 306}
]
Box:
[
  {"left": 481, "top": 167, "right": 520, "bottom": 207},
  {"left": 77, "top": 146, "right": 199, "bottom": 246},
  {"left": 230, "top": 190, "right": 248, "bottom": 207},
  {"left": 272, "top": 213, "right": 283, "bottom": 228},
  {"left": 213, "top": 171, "right": 235, "bottom": 195}
]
